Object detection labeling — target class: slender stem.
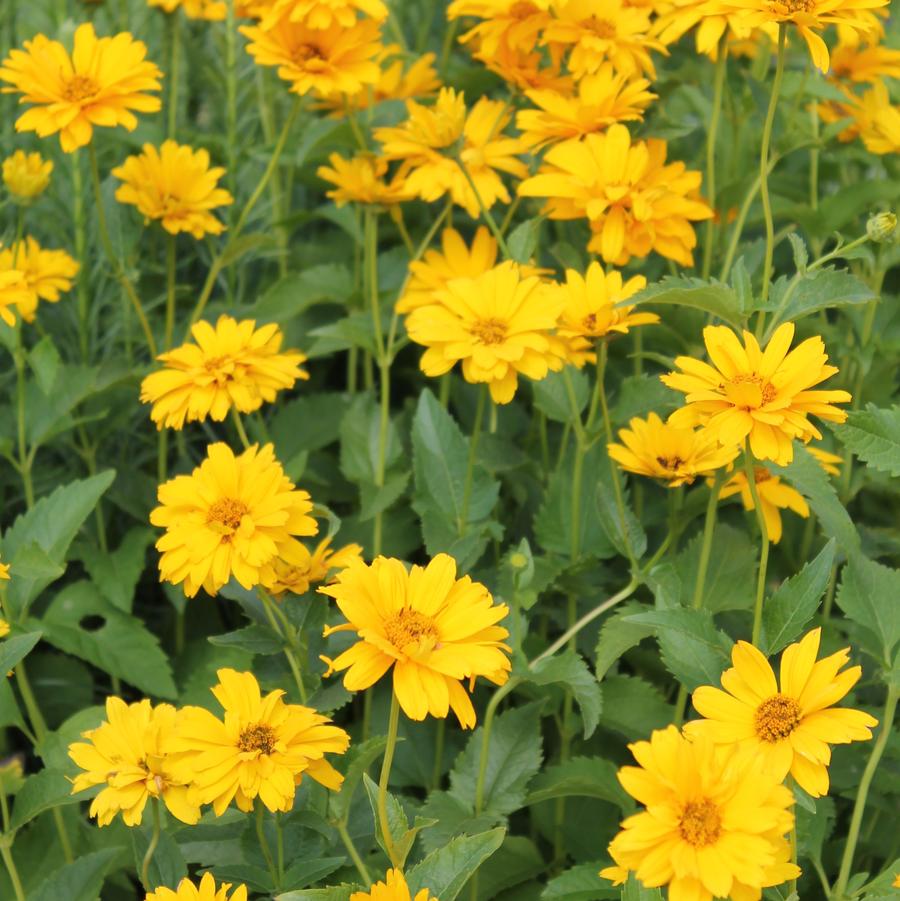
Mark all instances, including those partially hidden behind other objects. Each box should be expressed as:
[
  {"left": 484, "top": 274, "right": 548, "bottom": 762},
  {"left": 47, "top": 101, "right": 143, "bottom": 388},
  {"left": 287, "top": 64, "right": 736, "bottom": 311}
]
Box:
[
  {"left": 13, "top": 326, "right": 33, "bottom": 509},
  {"left": 474, "top": 679, "right": 520, "bottom": 817},
  {"left": 166, "top": 11, "right": 181, "bottom": 139},
  {"left": 452, "top": 154, "right": 511, "bottom": 259},
  {"left": 255, "top": 801, "right": 280, "bottom": 891},
  {"left": 232, "top": 408, "right": 251, "bottom": 450},
  {"left": 692, "top": 472, "right": 724, "bottom": 610},
  {"left": 275, "top": 812, "right": 285, "bottom": 883},
  {"left": 72, "top": 151, "right": 89, "bottom": 361},
  {"left": 431, "top": 719, "right": 446, "bottom": 790},
  {"left": 164, "top": 234, "right": 176, "bottom": 351},
  {"left": 0, "top": 843, "right": 25, "bottom": 901},
  {"left": 337, "top": 820, "right": 371, "bottom": 884},
  {"left": 459, "top": 387, "right": 487, "bottom": 535},
  {"left": 140, "top": 798, "right": 161, "bottom": 890},
  {"left": 743, "top": 445, "right": 770, "bottom": 646},
  {"left": 702, "top": 39, "right": 729, "bottom": 280},
  {"left": 259, "top": 587, "right": 307, "bottom": 703},
  {"left": 809, "top": 98, "right": 820, "bottom": 214},
  {"left": 377, "top": 693, "right": 401, "bottom": 868}
]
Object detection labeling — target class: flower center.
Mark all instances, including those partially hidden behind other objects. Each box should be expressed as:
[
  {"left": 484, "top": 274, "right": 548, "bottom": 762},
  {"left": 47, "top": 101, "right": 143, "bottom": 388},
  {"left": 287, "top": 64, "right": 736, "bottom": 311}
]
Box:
[
  {"left": 586, "top": 18, "right": 617, "bottom": 39},
  {"left": 62, "top": 74, "right": 99, "bottom": 103},
  {"left": 384, "top": 608, "right": 439, "bottom": 653},
  {"left": 509, "top": 1, "right": 539, "bottom": 18},
  {"left": 656, "top": 455, "right": 685, "bottom": 471},
  {"left": 207, "top": 497, "right": 250, "bottom": 532},
  {"left": 292, "top": 43, "right": 322, "bottom": 64},
  {"left": 754, "top": 466, "right": 773, "bottom": 484},
  {"left": 754, "top": 693, "right": 803, "bottom": 742},
  {"left": 237, "top": 723, "right": 277, "bottom": 755},
  {"left": 771, "top": 0, "right": 815, "bottom": 13},
  {"left": 678, "top": 799, "right": 722, "bottom": 847},
  {"left": 724, "top": 373, "right": 777, "bottom": 409},
  {"left": 470, "top": 317, "right": 508, "bottom": 345}
]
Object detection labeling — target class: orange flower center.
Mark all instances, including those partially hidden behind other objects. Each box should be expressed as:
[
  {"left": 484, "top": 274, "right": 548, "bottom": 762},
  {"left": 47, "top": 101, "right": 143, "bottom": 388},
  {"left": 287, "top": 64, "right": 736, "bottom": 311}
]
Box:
[
  {"left": 678, "top": 799, "right": 722, "bottom": 847},
  {"left": 509, "top": 1, "right": 539, "bottom": 18},
  {"left": 384, "top": 608, "right": 439, "bottom": 653},
  {"left": 470, "top": 317, "right": 508, "bottom": 345},
  {"left": 754, "top": 466, "right": 774, "bottom": 484},
  {"left": 724, "top": 373, "right": 777, "bottom": 409},
  {"left": 754, "top": 693, "right": 803, "bottom": 742},
  {"left": 207, "top": 497, "right": 250, "bottom": 532},
  {"left": 62, "top": 74, "right": 99, "bottom": 103},
  {"left": 656, "top": 455, "right": 685, "bottom": 471},
  {"left": 238, "top": 723, "right": 277, "bottom": 755},
  {"left": 771, "top": 0, "right": 815, "bottom": 14},
  {"left": 292, "top": 43, "right": 322, "bottom": 65},
  {"left": 586, "top": 18, "right": 617, "bottom": 39}
]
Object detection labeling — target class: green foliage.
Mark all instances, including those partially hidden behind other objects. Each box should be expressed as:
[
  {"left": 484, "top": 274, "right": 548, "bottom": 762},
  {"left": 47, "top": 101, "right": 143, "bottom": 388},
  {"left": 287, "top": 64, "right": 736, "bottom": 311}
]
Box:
[
  {"left": 837, "top": 555, "right": 900, "bottom": 666},
  {"left": 528, "top": 652, "right": 603, "bottom": 738},
  {"left": 405, "top": 828, "right": 506, "bottom": 901},
  {"left": 628, "top": 276, "right": 748, "bottom": 328},
  {"left": 833, "top": 405, "right": 900, "bottom": 477}
]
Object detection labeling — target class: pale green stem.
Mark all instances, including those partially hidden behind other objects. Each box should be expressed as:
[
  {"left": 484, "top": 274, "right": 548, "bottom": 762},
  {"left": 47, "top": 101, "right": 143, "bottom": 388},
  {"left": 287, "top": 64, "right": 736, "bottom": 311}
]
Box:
[
  {"left": 702, "top": 39, "right": 729, "bottom": 280},
  {"left": 255, "top": 801, "right": 280, "bottom": 891},
  {"left": 0, "top": 843, "right": 25, "bottom": 901},
  {"left": 459, "top": 386, "right": 487, "bottom": 535},
  {"left": 337, "top": 820, "right": 372, "bottom": 884},
  {"left": 232, "top": 408, "right": 251, "bottom": 450},
  {"left": 166, "top": 11, "right": 181, "bottom": 139},
  {"left": 452, "top": 154, "right": 511, "bottom": 259},
  {"left": 14, "top": 325, "right": 33, "bottom": 509},
  {"left": 743, "top": 445, "right": 770, "bottom": 646},
  {"left": 378, "top": 693, "right": 401, "bottom": 868},
  {"left": 259, "top": 587, "right": 307, "bottom": 704},
  {"left": 140, "top": 798, "right": 161, "bottom": 890}
]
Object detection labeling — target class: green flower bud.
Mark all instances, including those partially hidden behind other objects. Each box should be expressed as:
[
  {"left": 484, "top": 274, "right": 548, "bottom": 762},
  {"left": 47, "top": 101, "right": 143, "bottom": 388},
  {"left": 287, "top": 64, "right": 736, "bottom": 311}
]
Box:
[{"left": 866, "top": 211, "right": 897, "bottom": 243}]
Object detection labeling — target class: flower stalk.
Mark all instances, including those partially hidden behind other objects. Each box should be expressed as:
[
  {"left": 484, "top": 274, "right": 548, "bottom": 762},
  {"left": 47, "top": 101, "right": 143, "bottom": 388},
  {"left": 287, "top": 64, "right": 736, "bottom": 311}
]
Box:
[{"left": 377, "top": 693, "right": 402, "bottom": 868}]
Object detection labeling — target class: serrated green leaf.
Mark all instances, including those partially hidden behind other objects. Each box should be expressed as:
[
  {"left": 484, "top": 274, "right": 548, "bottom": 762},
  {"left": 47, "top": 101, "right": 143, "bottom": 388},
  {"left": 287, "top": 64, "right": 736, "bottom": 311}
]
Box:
[
  {"left": 528, "top": 651, "right": 603, "bottom": 738},
  {"left": 472, "top": 835, "right": 544, "bottom": 901},
  {"left": 595, "top": 602, "right": 654, "bottom": 680},
  {"left": 406, "top": 828, "right": 506, "bottom": 901},
  {"left": 601, "top": 675, "right": 672, "bottom": 740},
  {"left": 75, "top": 526, "right": 153, "bottom": 613},
  {"left": 0, "top": 631, "right": 41, "bottom": 675},
  {"left": 29, "top": 849, "right": 119, "bottom": 901},
  {"left": 762, "top": 266, "right": 875, "bottom": 325},
  {"left": 596, "top": 480, "right": 647, "bottom": 560},
  {"left": 674, "top": 524, "right": 755, "bottom": 613},
  {"left": 627, "top": 276, "right": 744, "bottom": 328},
  {"left": 837, "top": 555, "right": 900, "bottom": 663},
  {"left": 532, "top": 369, "right": 588, "bottom": 423},
  {"left": 833, "top": 405, "right": 900, "bottom": 477},
  {"left": 329, "top": 735, "right": 388, "bottom": 822},
  {"left": 208, "top": 624, "right": 284, "bottom": 655},
  {"left": 524, "top": 757, "right": 632, "bottom": 812},
  {"left": 543, "top": 863, "right": 618, "bottom": 900},
  {"left": 610, "top": 375, "right": 679, "bottom": 425},
  {"left": 9, "top": 768, "right": 79, "bottom": 831}
]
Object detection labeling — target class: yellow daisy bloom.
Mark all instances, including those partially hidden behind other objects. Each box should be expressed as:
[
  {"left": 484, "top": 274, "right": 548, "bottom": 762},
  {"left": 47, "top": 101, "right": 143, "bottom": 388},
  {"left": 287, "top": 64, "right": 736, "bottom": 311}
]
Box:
[
  {"left": 719, "top": 466, "right": 808, "bottom": 543},
  {"left": 68, "top": 697, "right": 201, "bottom": 827},
  {"left": 2, "top": 150, "right": 52, "bottom": 202},
  {"left": 519, "top": 125, "right": 713, "bottom": 267},
  {"left": 661, "top": 322, "right": 851, "bottom": 465},
  {"left": 112, "top": 141, "right": 234, "bottom": 239},
  {"left": 264, "top": 536, "right": 364, "bottom": 598},
  {"left": 450, "top": 0, "right": 553, "bottom": 57},
  {"left": 320, "top": 553, "right": 511, "bottom": 728},
  {"left": 476, "top": 39, "right": 575, "bottom": 94},
  {"left": 829, "top": 36, "right": 900, "bottom": 83},
  {"left": 263, "top": 0, "right": 388, "bottom": 29},
  {"left": 852, "top": 82, "right": 900, "bottom": 154},
  {"left": 653, "top": 1, "right": 773, "bottom": 59},
  {"left": 0, "top": 269, "right": 30, "bottom": 327},
  {"left": 147, "top": 0, "right": 227, "bottom": 19},
  {"left": 404, "top": 261, "right": 566, "bottom": 404},
  {"left": 150, "top": 442, "right": 318, "bottom": 598},
  {"left": 146, "top": 873, "right": 247, "bottom": 901},
  {"left": 600, "top": 725, "right": 800, "bottom": 901},
  {"left": 350, "top": 869, "right": 438, "bottom": 901},
  {"left": 169, "top": 669, "right": 349, "bottom": 815},
  {"left": 236, "top": 0, "right": 275, "bottom": 16},
  {"left": 0, "top": 24, "right": 162, "bottom": 153},
  {"left": 893, "top": 873, "right": 900, "bottom": 889},
  {"left": 140, "top": 315, "right": 308, "bottom": 430},
  {"left": 687, "top": 628, "right": 879, "bottom": 797},
  {"left": 609, "top": 413, "right": 740, "bottom": 487},
  {"left": 317, "top": 152, "right": 411, "bottom": 207},
  {"left": 0, "top": 238, "right": 79, "bottom": 323}
]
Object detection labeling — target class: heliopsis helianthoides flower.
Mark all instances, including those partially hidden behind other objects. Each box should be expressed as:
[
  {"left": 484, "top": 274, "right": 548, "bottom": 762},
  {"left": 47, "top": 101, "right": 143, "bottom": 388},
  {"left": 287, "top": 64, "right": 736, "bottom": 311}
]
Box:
[
  {"left": 652, "top": 0, "right": 772, "bottom": 59},
  {"left": 829, "top": 35, "right": 900, "bottom": 83},
  {"left": 0, "top": 24, "right": 162, "bottom": 152},
  {"left": 516, "top": 64, "right": 656, "bottom": 149},
  {"left": 0, "top": 238, "right": 79, "bottom": 323},
  {"left": 147, "top": 0, "right": 227, "bottom": 19},
  {"left": 68, "top": 697, "right": 200, "bottom": 827},
  {"left": 320, "top": 553, "right": 512, "bottom": 727},
  {"left": 609, "top": 413, "right": 740, "bottom": 487},
  {"left": 317, "top": 152, "right": 411, "bottom": 207},
  {"left": 2, "top": 150, "right": 52, "bottom": 202},
  {"left": 374, "top": 89, "right": 529, "bottom": 219},
  {"left": 687, "top": 628, "right": 879, "bottom": 797},
  {"left": 404, "top": 261, "right": 565, "bottom": 404},
  {"left": 168, "top": 669, "right": 349, "bottom": 814},
  {"left": 146, "top": 873, "right": 247, "bottom": 901},
  {"left": 140, "top": 315, "right": 308, "bottom": 430},
  {"left": 479, "top": 43, "right": 575, "bottom": 94},
  {"left": 240, "top": 14, "right": 382, "bottom": 98},
  {"left": 264, "top": 536, "right": 363, "bottom": 598},
  {"left": 661, "top": 322, "right": 851, "bottom": 465},
  {"left": 599, "top": 725, "right": 800, "bottom": 900},
  {"left": 718, "top": 465, "right": 808, "bottom": 543},
  {"left": 852, "top": 83, "right": 900, "bottom": 154},
  {"left": 263, "top": 0, "right": 387, "bottom": 29},
  {"left": 112, "top": 141, "right": 234, "bottom": 239},
  {"left": 0, "top": 269, "right": 30, "bottom": 327},
  {"left": 151, "top": 443, "right": 318, "bottom": 597},
  {"left": 350, "top": 869, "right": 438, "bottom": 901},
  {"left": 548, "top": 262, "right": 654, "bottom": 366},
  {"left": 449, "top": 0, "right": 553, "bottom": 58},
  {"left": 519, "top": 124, "right": 713, "bottom": 266}
]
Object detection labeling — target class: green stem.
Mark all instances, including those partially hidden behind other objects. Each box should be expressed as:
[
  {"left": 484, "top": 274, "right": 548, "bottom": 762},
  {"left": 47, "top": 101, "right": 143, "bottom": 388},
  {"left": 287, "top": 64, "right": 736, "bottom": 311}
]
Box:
[
  {"left": 452, "top": 154, "right": 511, "bottom": 259},
  {"left": 702, "top": 39, "right": 728, "bottom": 280},
  {"left": 140, "top": 797, "right": 161, "bottom": 890},
  {"left": 337, "top": 820, "right": 371, "bottom": 884},
  {"left": 474, "top": 679, "right": 520, "bottom": 817},
  {"left": 809, "top": 97, "right": 820, "bottom": 215},
  {"left": 71, "top": 151, "right": 89, "bottom": 361},
  {"left": 275, "top": 812, "right": 285, "bottom": 883},
  {"left": 255, "top": 801, "right": 280, "bottom": 891},
  {"left": 166, "top": 11, "right": 181, "bottom": 139},
  {"left": 13, "top": 326, "right": 33, "bottom": 509},
  {"left": 377, "top": 693, "right": 401, "bottom": 868},
  {"left": 259, "top": 588, "right": 307, "bottom": 704},
  {"left": 743, "top": 444, "right": 770, "bottom": 646},
  {"left": 232, "top": 408, "right": 251, "bottom": 450},
  {"left": 0, "top": 843, "right": 25, "bottom": 901},
  {"left": 431, "top": 719, "right": 446, "bottom": 790},
  {"left": 164, "top": 234, "right": 176, "bottom": 351},
  {"left": 459, "top": 387, "right": 487, "bottom": 535}
]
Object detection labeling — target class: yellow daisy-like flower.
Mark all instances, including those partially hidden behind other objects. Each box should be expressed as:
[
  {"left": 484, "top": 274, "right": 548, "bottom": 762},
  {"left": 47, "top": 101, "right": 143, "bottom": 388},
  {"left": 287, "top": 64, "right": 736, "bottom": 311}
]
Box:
[
  {"left": 0, "top": 23, "right": 162, "bottom": 153},
  {"left": 405, "top": 261, "right": 565, "bottom": 404},
  {"left": 320, "top": 553, "right": 511, "bottom": 728},
  {"left": 852, "top": 82, "right": 900, "bottom": 154},
  {"left": 350, "top": 869, "right": 438, "bottom": 901},
  {"left": 146, "top": 873, "right": 247, "bottom": 901},
  {"left": 264, "top": 536, "right": 364, "bottom": 598},
  {"left": 317, "top": 152, "right": 411, "bottom": 207},
  {"left": 0, "top": 238, "right": 79, "bottom": 323},
  {"left": 140, "top": 315, "right": 308, "bottom": 430},
  {"left": 0, "top": 269, "right": 30, "bottom": 327},
  {"left": 609, "top": 413, "right": 740, "bottom": 487},
  {"left": 263, "top": 0, "right": 388, "bottom": 29},
  {"left": 112, "top": 141, "right": 233, "bottom": 239},
  {"left": 68, "top": 697, "right": 200, "bottom": 827},
  {"left": 829, "top": 36, "right": 900, "bottom": 83},
  {"left": 150, "top": 442, "right": 318, "bottom": 598},
  {"left": 661, "top": 322, "right": 851, "bottom": 465},
  {"left": 236, "top": 0, "right": 275, "bottom": 16},
  {"left": 169, "top": 669, "right": 349, "bottom": 815},
  {"left": 719, "top": 466, "right": 808, "bottom": 543},
  {"left": 147, "top": 0, "right": 227, "bottom": 19},
  {"left": 375, "top": 88, "right": 529, "bottom": 219},
  {"left": 0, "top": 555, "right": 9, "bottom": 581},
  {"left": 241, "top": 14, "right": 382, "bottom": 98},
  {"left": 600, "top": 725, "right": 800, "bottom": 901},
  {"left": 687, "top": 628, "right": 879, "bottom": 797},
  {"left": 653, "top": 2, "right": 773, "bottom": 60},
  {"left": 519, "top": 125, "right": 713, "bottom": 267},
  {"left": 449, "top": 0, "right": 552, "bottom": 58},
  {"left": 2, "top": 150, "right": 52, "bottom": 202}
]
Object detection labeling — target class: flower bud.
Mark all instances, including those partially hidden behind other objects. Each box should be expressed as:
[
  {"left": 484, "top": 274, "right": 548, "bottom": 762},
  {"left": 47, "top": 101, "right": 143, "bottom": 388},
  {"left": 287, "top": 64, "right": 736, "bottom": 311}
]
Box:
[
  {"left": 866, "top": 211, "right": 897, "bottom": 243},
  {"left": 2, "top": 151, "right": 53, "bottom": 204}
]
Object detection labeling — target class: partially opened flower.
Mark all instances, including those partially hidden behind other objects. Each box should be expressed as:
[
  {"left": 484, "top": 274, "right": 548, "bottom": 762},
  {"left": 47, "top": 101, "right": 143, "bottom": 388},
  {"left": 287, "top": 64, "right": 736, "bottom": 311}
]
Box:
[
  {"left": 0, "top": 238, "right": 79, "bottom": 323},
  {"left": 661, "top": 322, "right": 851, "bottom": 464},
  {"left": 317, "top": 152, "right": 411, "bottom": 206},
  {"left": 2, "top": 150, "right": 52, "bottom": 202},
  {"left": 263, "top": 0, "right": 388, "bottom": 29},
  {"left": 0, "top": 269, "right": 30, "bottom": 327},
  {"left": 350, "top": 869, "right": 438, "bottom": 901},
  {"left": 146, "top": 873, "right": 247, "bottom": 901},
  {"left": 687, "top": 628, "right": 878, "bottom": 796},
  {"left": 263, "top": 536, "right": 363, "bottom": 598},
  {"left": 0, "top": 24, "right": 162, "bottom": 152},
  {"left": 320, "top": 553, "right": 511, "bottom": 727},
  {"left": 147, "top": 0, "right": 227, "bottom": 19},
  {"left": 719, "top": 465, "right": 808, "bottom": 543},
  {"left": 112, "top": 141, "right": 234, "bottom": 239}
]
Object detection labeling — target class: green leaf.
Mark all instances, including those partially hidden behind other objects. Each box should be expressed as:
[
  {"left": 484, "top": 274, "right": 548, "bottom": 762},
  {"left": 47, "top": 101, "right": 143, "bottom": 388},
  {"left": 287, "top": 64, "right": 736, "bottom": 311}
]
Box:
[
  {"left": 132, "top": 821, "right": 188, "bottom": 890},
  {"left": 276, "top": 888, "right": 355, "bottom": 901},
  {"left": 29, "top": 849, "right": 119, "bottom": 901},
  {"left": 543, "top": 863, "right": 618, "bottom": 900},
  {"left": 270, "top": 393, "right": 351, "bottom": 457},
  {"left": 622, "top": 874, "right": 664, "bottom": 900},
  {"left": 0, "top": 631, "right": 41, "bottom": 675},
  {"left": 339, "top": 393, "right": 401, "bottom": 485},
  {"left": 762, "top": 267, "right": 875, "bottom": 323},
  {"left": 837, "top": 555, "right": 900, "bottom": 662},
  {"left": 524, "top": 757, "right": 632, "bottom": 812},
  {"left": 610, "top": 375, "right": 679, "bottom": 425},
  {"left": 532, "top": 369, "right": 588, "bottom": 423},
  {"left": 507, "top": 217, "right": 542, "bottom": 264},
  {"left": 528, "top": 652, "right": 603, "bottom": 738},
  {"left": 75, "top": 526, "right": 153, "bottom": 613},
  {"left": 601, "top": 675, "right": 672, "bottom": 740},
  {"left": 406, "top": 828, "right": 506, "bottom": 901},
  {"left": 472, "top": 835, "right": 544, "bottom": 900},
  {"left": 628, "top": 276, "right": 744, "bottom": 328},
  {"left": 674, "top": 524, "right": 756, "bottom": 613},
  {"left": 363, "top": 773, "right": 433, "bottom": 869},
  {"left": 596, "top": 480, "right": 647, "bottom": 560},
  {"left": 253, "top": 264, "right": 352, "bottom": 321},
  {"left": 9, "top": 768, "right": 79, "bottom": 831},
  {"left": 833, "top": 405, "right": 900, "bottom": 477},
  {"left": 595, "top": 602, "right": 654, "bottom": 680},
  {"left": 329, "top": 735, "right": 388, "bottom": 822},
  {"left": 761, "top": 540, "right": 835, "bottom": 655},
  {"left": 208, "top": 624, "right": 284, "bottom": 655},
  {"left": 359, "top": 470, "right": 410, "bottom": 521}
]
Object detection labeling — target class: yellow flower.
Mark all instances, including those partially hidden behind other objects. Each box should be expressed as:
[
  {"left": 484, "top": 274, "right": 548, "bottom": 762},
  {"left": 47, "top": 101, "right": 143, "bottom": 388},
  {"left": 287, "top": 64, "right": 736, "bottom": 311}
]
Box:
[
  {"left": 168, "top": 669, "right": 349, "bottom": 815},
  {"left": 687, "top": 628, "right": 879, "bottom": 797},
  {"left": 68, "top": 697, "right": 200, "bottom": 827},
  {"left": 0, "top": 238, "right": 79, "bottom": 323},
  {"left": 236, "top": 0, "right": 276, "bottom": 17},
  {"left": 317, "top": 152, "right": 411, "bottom": 206},
  {"left": 350, "top": 869, "right": 438, "bottom": 901},
  {"left": 263, "top": 0, "right": 388, "bottom": 29},
  {"left": 375, "top": 88, "right": 529, "bottom": 218},
  {"left": 0, "top": 555, "right": 9, "bottom": 581},
  {"left": 241, "top": 14, "right": 382, "bottom": 98},
  {"left": 147, "top": 0, "right": 227, "bottom": 19},
  {"left": 893, "top": 873, "right": 900, "bottom": 889},
  {"left": 404, "top": 261, "right": 565, "bottom": 404},
  {"left": 150, "top": 442, "right": 318, "bottom": 598},
  {"left": 2, "top": 150, "right": 52, "bottom": 202},
  {"left": 519, "top": 125, "right": 713, "bottom": 267},
  {"left": 112, "top": 141, "right": 234, "bottom": 239},
  {"left": 146, "top": 873, "right": 247, "bottom": 901},
  {"left": 140, "top": 315, "right": 308, "bottom": 430},
  {"left": 653, "top": 2, "right": 774, "bottom": 59},
  {"left": 0, "top": 269, "right": 30, "bottom": 327},
  {"left": 0, "top": 620, "right": 9, "bottom": 638},
  {"left": 661, "top": 323, "right": 851, "bottom": 464},
  {"left": 0, "top": 24, "right": 162, "bottom": 152},
  {"left": 609, "top": 413, "right": 740, "bottom": 487},
  {"left": 829, "top": 35, "right": 900, "bottom": 83},
  {"left": 852, "top": 82, "right": 900, "bottom": 154},
  {"left": 264, "top": 536, "right": 364, "bottom": 598},
  {"left": 449, "top": 0, "right": 553, "bottom": 58},
  {"left": 807, "top": 445, "right": 842, "bottom": 476},
  {"left": 719, "top": 466, "right": 808, "bottom": 543},
  {"left": 320, "top": 554, "right": 511, "bottom": 727},
  {"left": 600, "top": 725, "right": 800, "bottom": 900},
  {"left": 548, "top": 261, "right": 654, "bottom": 366}
]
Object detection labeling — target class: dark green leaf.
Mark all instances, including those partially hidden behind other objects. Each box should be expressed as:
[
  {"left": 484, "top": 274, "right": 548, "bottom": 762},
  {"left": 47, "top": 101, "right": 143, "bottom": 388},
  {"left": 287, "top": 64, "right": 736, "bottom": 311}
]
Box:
[
  {"left": 254, "top": 264, "right": 352, "bottom": 321},
  {"left": 406, "top": 828, "right": 506, "bottom": 901},
  {"left": 674, "top": 524, "right": 755, "bottom": 613},
  {"left": 339, "top": 393, "right": 401, "bottom": 484},
  {"left": 601, "top": 675, "right": 672, "bottom": 740},
  {"left": 524, "top": 757, "right": 632, "bottom": 812},
  {"left": 29, "top": 849, "right": 119, "bottom": 901},
  {"left": 543, "top": 863, "right": 618, "bottom": 900},
  {"left": 528, "top": 652, "right": 603, "bottom": 738},
  {"left": 329, "top": 735, "right": 388, "bottom": 822},
  {"left": 507, "top": 218, "right": 542, "bottom": 264},
  {"left": 762, "top": 267, "right": 875, "bottom": 323},
  {"left": 595, "top": 602, "right": 654, "bottom": 680},
  {"left": 628, "top": 277, "right": 744, "bottom": 328},
  {"left": 833, "top": 405, "right": 900, "bottom": 477},
  {"left": 9, "top": 768, "right": 79, "bottom": 831},
  {"left": 209, "top": 624, "right": 284, "bottom": 655},
  {"left": 532, "top": 370, "right": 588, "bottom": 423},
  {"left": 276, "top": 888, "right": 355, "bottom": 901},
  {"left": 76, "top": 527, "right": 153, "bottom": 613},
  {"left": 837, "top": 555, "right": 900, "bottom": 662},
  {"left": 0, "top": 632, "right": 42, "bottom": 676},
  {"left": 596, "top": 480, "right": 647, "bottom": 560},
  {"left": 132, "top": 822, "right": 188, "bottom": 890}
]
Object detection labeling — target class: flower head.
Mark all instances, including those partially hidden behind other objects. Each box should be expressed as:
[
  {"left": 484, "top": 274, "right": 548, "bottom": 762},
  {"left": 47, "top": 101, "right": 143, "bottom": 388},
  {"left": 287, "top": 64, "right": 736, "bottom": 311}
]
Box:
[
  {"left": 147, "top": 0, "right": 227, "bottom": 19},
  {"left": 151, "top": 442, "right": 318, "bottom": 597},
  {"left": 146, "top": 873, "right": 247, "bottom": 901},
  {"left": 600, "top": 725, "right": 800, "bottom": 900},
  {"left": 0, "top": 238, "right": 79, "bottom": 323},
  {"left": 0, "top": 559, "right": 8, "bottom": 581},
  {"left": 320, "top": 554, "right": 511, "bottom": 727},
  {"left": 264, "top": 536, "right": 363, "bottom": 598},
  {"left": 140, "top": 315, "right": 308, "bottom": 430},
  {"left": 829, "top": 35, "right": 900, "bottom": 83},
  {"left": 263, "top": 0, "right": 388, "bottom": 29},
  {"left": 350, "top": 869, "right": 438, "bottom": 901},
  {"left": 68, "top": 697, "right": 200, "bottom": 827},
  {"left": 0, "top": 269, "right": 30, "bottom": 327},
  {"left": 112, "top": 141, "right": 233, "bottom": 239},
  {"left": 0, "top": 24, "right": 162, "bottom": 152},
  {"left": 169, "top": 669, "right": 349, "bottom": 814},
  {"left": 661, "top": 322, "right": 851, "bottom": 464},
  {"left": 449, "top": 0, "right": 552, "bottom": 58},
  {"left": 719, "top": 465, "right": 808, "bottom": 543},
  {"left": 317, "top": 152, "right": 411, "bottom": 206},
  {"left": 2, "top": 150, "right": 52, "bottom": 202},
  {"left": 687, "top": 628, "right": 878, "bottom": 796}
]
